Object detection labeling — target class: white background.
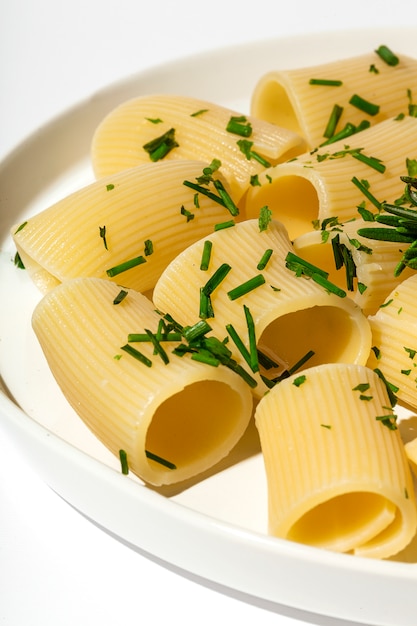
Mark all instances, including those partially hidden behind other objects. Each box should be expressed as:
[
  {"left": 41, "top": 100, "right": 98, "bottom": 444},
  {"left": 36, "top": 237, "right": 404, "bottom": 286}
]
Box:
[{"left": 1, "top": 2, "right": 416, "bottom": 625}]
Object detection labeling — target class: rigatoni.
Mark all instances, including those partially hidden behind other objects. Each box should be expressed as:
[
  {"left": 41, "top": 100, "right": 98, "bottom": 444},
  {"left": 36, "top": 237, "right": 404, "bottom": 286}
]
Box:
[
  {"left": 255, "top": 362, "right": 417, "bottom": 559},
  {"left": 12, "top": 160, "right": 234, "bottom": 294},
  {"left": 153, "top": 218, "right": 371, "bottom": 397},
  {"left": 91, "top": 94, "right": 305, "bottom": 202},
  {"left": 251, "top": 48, "right": 417, "bottom": 149},
  {"left": 31, "top": 277, "right": 254, "bottom": 486},
  {"left": 243, "top": 115, "right": 417, "bottom": 240},
  {"left": 366, "top": 274, "right": 417, "bottom": 410}
]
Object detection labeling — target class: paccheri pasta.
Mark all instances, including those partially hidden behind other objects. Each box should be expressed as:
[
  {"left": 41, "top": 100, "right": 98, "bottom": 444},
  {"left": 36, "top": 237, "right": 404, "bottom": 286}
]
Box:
[
  {"left": 251, "top": 47, "right": 417, "bottom": 149},
  {"left": 243, "top": 115, "right": 417, "bottom": 240},
  {"left": 255, "top": 363, "right": 417, "bottom": 559},
  {"left": 91, "top": 94, "right": 306, "bottom": 202},
  {"left": 12, "top": 43, "right": 417, "bottom": 558},
  {"left": 32, "top": 277, "right": 254, "bottom": 486}
]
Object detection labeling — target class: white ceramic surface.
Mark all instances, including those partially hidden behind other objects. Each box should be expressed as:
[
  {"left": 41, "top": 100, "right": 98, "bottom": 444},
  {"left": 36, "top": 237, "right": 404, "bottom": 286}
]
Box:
[{"left": 1, "top": 28, "right": 417, "bottom": 626}]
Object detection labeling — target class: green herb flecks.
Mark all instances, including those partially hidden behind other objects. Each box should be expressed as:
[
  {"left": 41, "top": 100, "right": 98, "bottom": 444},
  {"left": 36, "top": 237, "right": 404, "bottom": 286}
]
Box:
[
  {"left": 113, "top": 289, "right": 128, "bottom": 305},
  {"left": 309, "top": 78, "right": 343, "bottom": 87},
  {"left": 145, "top": 450, "right": 177, "bottom": 470},
  {"left": 375, "top": 45, "right": 400, "bottom": 67},
  {"left": 226, "top": 115, "right": 253, "bottom": 137},
  {"left": 106, "top": 255, "right": 146, "bottom": 277},
  {"left": 349, "top": 94, "right": 380, "bottom": 116},
  {"left": 143, "top": 128, "right": 179, "bottom": 161},
  {"left": 99, "top": 225, "right": 108, "bottom": 250},
  {"left": 119, "top": 449, "right": 129, "bottom": 474},
  {"left": 285, "top": 251, "right": 346, "bottom": 297},
  {"left": 237, "top": 139, "right": 271, "bottom": 167},
  {"left": 227, "top": 274, "right": 266, "bottom": 301},
  {"left": 258, "top": 205, "right": 272, "bottom": 231}
]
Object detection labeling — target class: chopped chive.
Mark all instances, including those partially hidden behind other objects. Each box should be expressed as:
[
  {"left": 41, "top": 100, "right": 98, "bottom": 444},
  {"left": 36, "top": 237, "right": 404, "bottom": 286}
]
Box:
[
  {"left": 323, "top": 104, "right": 343, "bottom": 139},
  {"left": 250, "top": 174, "right": 261, "bottom": 187},
  {"left": 106, "top": 255, "right": 146, "bottom": 277},
  {"left": 237, "top": 139, "right": 271, "bottom": 167},
  {"left": 144, "top": 329, "right": 169, "bottom": 364},
  {"left": 119, "top": 449, "right": 129, "bottom": 475},
  {"left": 257, "top": 248, "right": 273, "bottom": 270},
  {"left": 144, "top": 239, "right": 153, "bottom": 256},
  {"left": 375, "top": 45, "right": 399, "bottom": 67},
  {"left": 180, "top": 205, "right": 194, "bottom": 222},
  {"left": 190, "top": 108, "right": 208, "bottom": 117},
  {"left": 106, "top": 183, "right": 115, "bottom": 191},
  {"left": 375, "top": 413, "right": 398, "bottom": 430},
  {"left": 244, "top": 305, "right": 259, "bottom": 373},
  {"left": 145, "top": 117, "right": 163, "bottom": 124},
  {"left": 14, "top": 251, "right": 25, "bottom": 269},
  {"left": 145, "top": 450, "right": 177, "bottom": 470},
  {"left": 191, "top": 350, "right": 220, "bottom": 367},
  {"left": 351, "top": 177, "right": 382, "bottom": 209},
  {"left": 227, "top": 274, "right": 266, "bottom": 300},
  {"left": 200, "top": 240, "right": 213, "bottom": 271},
  {"left": 374, "top": 368, "right": 398, "bottom": 407},
  {"left": 128, "top": 332, "right": 181, "bottom": 342},
  {"left": 202, "top": 263, "right": 232, "bottom": 296},
  {"left": 226, "top": 323, "right": 252, "bottom": 370},
  {"left": 14, "top": 221, "right": 27, "bottom": 234},
  {"left": 351, "top": 151, "right": 386, "bottom": 173},
  {"left": 258, "top": 205, "right": 272, "bottom": 232},
  {"left": 143, "top": 128, "right": 179, "bottom": 161},
  {"left": 309, "top": 78, "right": 343, "bottom": 86},
  {"left": 320, "top": 122, "right": 357, "bottom": 146},
  {"left": 182, "top": 320, "right": 212, "bottom": 343},
  {"left": 199, "top": 288, "right": 214, "bottom": 319},
  {"left": 120, "top": 344, "right": 152, "bottom": 367},
  {"left": 99, "top": 225, "right": 108, "bottom": 250},
  {"left": 214, "top": 220, "right": 235, "bottom": 231},
  {"left": 257, "top": 350, "right": 279, "bottom": 370},
  {"left": 353, "top": 382, "right": 370, "bottom": 392},
  {"left": 285, "top": 251, "right": 329, "bottom": 278},
  {"left": 113, "top": 289, "right": 128, "bottom": 305},
  {"left": 404, "top": 347, "right": 417, "bottom": 359},
  {"left": 293, "top": 375, "right": 307, "bottom": 387},
  {"left": 311, "top": 272, "right": 347, "bottom": 297},
  {"left": 288, "top": 350, "right": 315, "bottom": 376},
  {"left": 212, "top": 179, "right": 239, "bottom": 216},
  {"left": 349, "top": 94, "right": 380, "bottom": 116},
  {"left": 226, "top": 115, "right": 253, "bottom": 137}
]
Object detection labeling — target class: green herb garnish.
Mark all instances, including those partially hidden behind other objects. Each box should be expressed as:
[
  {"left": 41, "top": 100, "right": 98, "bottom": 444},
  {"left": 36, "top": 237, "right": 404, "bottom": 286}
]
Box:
[
  {"left": 309, "top": 78, "right": 343, "bottom": 86},
  {"left": 119, "top": 449, "right": 129, "bottom": 474},
  {"left": 113, "top": 289, "right": 128, "bottom": 305},
  {"left": 375, "top": 45, "right": 400, "bottom": 67},
  {"left": 106, "top": 255, "right": 146, "bottom": 277},
  {"left": 143, "top": 128, "right": 179, "bottom": 161},
  {"left": 227, "top": 274, "right": 266, "bottom": 300},
  {"left": 226, "top": 115, "right": 252, "bottom": 137},
  {"left": 349, "top": 94, "right": 380, "bottom": 116}
]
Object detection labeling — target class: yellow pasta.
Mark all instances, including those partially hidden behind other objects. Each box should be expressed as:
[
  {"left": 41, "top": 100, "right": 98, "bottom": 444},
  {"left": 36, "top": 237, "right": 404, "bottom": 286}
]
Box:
[
  {"left": 12, "top": 160, "right": 234, "bottom": 294},
  {"left": 91, "top": 94, "right": 305, "bottom": 202},
  {"left": 153, "top": 218, "right": 371, "bottom": 397},
  {"left": 251, "top": 48, "right": 417, "bottom": 149},
  {"left": 31, "top": 277, "right": 254, "bottom": 487},
  {"left": 255, "top": 362, "right": 417, "bottom": 559},
  {"left": 366, "top": 274, "right": 417, "bottom": 411},
  {"left": 243, "top": 115, "right": 417, "bottom": 240},
  {"left": 293, "top": 218, "right": 415, "bottom": 316}
]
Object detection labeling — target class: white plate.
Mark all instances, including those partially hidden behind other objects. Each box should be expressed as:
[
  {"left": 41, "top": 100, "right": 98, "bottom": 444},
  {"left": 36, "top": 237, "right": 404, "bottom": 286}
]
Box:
[{"left": 1, "top": 27, "right": 417, "bottom": 626}]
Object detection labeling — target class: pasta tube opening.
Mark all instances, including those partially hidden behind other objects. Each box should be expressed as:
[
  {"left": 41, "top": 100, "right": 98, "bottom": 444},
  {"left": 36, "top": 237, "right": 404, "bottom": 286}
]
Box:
[
  {"left": 244, "top": 174, "right": 319, "bottom": 240},
  {"left": 145, "top": 380, "right": 243, "bottom": 471},
  {"left": 251, "top": 76, "right": 302, "bottom": 136},
  {"left": 258, "top": 305, "right": 359, "bottom": 383}
]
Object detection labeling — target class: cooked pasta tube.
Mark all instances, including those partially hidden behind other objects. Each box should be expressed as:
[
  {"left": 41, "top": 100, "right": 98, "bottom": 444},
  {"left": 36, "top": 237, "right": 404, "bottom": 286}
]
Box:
[
  {"left": 255, "top": 362, "right": 417, "bottom": 559},
  {"left": 31, "top": 277, "right": 254, "bottom": 487},
  {"left": 91, "top": 94, "right": 305, "bottom": 202},
  {"left": 293, "top": 218, "right": 415, "bottom": 316},
  {"left": 405, "top": 438, "right": 417, "bottom": 478},
  {"left": 243, "top": 115, "right": 417, "bottom": 240},
  {"left": 251, "top": 48, "right": 417, "bottom": 149},
  {"left": 153, "top": 218, "right": 371, "bottom": 397},
  {"left": 12, "top": 160, "right": 233, "bottom": 294},
  {"left": 366, "top": 274, "right": 417, "bottom": 411}
]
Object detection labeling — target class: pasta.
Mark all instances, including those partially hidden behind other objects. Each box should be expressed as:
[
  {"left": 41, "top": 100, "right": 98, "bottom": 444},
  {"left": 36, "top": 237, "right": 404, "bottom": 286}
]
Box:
[
  {"left": 12, "top": 160, "right": 233, "bottom": 294},
  {"left": 251, "top": 48, "right": 417, "bottom": 149},
  {"left": 293, "top": 218, "right": 415, "bottom": 316},
  {"left": 153, "top": 218, "right": 372, "bottom": 397},
  {"left": 254, "top": 362, "right": 417, "bottom": 559},
  {"left": 243, "top": 115, "right": 417, "bottom": 240},
  {"left": 11, "top": 42, "right": 417, "bottom": 559},
  {"left": 31, "top": 277, "right": 254, "bottom": 486},
  {"left": 366, "top": 274, "right": 417, "bottom": 411},
  {"left": 91, "top": 94, "right": 305, "bottom": 202}
]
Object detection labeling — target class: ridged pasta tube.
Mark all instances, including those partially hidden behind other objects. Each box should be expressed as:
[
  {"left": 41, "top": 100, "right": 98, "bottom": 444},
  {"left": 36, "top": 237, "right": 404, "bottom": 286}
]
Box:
[
  {"left": 31, "top": 277, "right": 254, "bottom": 487},
  {"left": 12, "top": 160, "right": 234, "bottom": 294},
  {"left": 293, "top": 218, "right": 414, "bottom": 316},
  {"left": 244, "top": 115, "right": 417, "bottom": 240},
  {"left": 255, "top": 362, "right": 417, "bottom": 559},
  {"left": 251, "top": 49, "right": 417, "bottom": 149},
  {"left": 91, "top": 94, "right": 305, "bottom": 202},
  {"left": 153, "top": 219, "right": 371, "bottom": 397},
  {"left": 366, "top": 274, "right": 417, "bottom": 411}
]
